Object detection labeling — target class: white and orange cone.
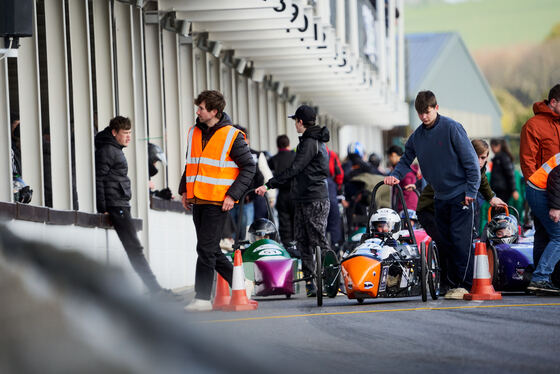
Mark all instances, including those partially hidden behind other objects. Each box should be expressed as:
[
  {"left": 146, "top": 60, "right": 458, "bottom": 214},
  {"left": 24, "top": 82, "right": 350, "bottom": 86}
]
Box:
[
  {"left": 223, "top": 250, "right": 258, "bottom": 311},
  {"left": 464, "top": 242, "right": 502, "bottom": 300},
  {"left": 212, "top": 274, "right": 231, "bottom": 311}
]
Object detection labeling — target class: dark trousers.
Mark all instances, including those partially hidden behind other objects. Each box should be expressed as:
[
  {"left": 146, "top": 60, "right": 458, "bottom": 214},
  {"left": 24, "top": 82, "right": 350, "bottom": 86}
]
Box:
[
  {"left": 193, "top": 204, "right": 233, "bottom": 300},
  {"left": 434, "top": 194, "right": 475, "bottom": 289},
  {"left": 294, "top": 199, "right": 330, "bottom": 278},
  {"left": 417, "top": 209, "right": 450, "bottom": 287},
  {"left": 276, "top": 191, "right": 296, "bottom": 247},
  {"left": 107, "top": 206, "right": 162, "bottom": 293}
]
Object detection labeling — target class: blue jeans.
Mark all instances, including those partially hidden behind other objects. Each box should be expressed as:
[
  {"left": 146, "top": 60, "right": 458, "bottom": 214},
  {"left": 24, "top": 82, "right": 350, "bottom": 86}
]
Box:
[
  {"left": 230, "top": 202, "right": 254, "bottom": 240},
  {"left": 526, "top": 185, "right": 560, "bottom": 282}
]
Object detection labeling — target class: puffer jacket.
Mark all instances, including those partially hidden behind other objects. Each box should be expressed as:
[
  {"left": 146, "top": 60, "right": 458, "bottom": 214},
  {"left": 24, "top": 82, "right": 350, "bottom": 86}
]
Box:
[
  {"left": 490, "top": 151, "right": 515, "bottom": 195},
  {"left": 520, "top": 101, "right": 560, "bottom": 180},
  {"left": 266, "top": 125, "right": 330, "bottom": 202},
  {"left": 95, "top": 126, "right": 131, "bottom": 213},
  {"left": 177, "top": 112, "right": 256, "bottom": 203},
  {"left": 547, "top": 165, "right": 560, "bottom": 210}
]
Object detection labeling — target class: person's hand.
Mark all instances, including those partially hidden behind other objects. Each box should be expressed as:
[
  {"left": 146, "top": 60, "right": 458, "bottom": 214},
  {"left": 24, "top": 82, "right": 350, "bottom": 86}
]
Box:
[
  {"left": 404, "top": 184, "right": 416, "bottom": 191},
  {"left": 549, "top": 208, "right": 560, "bottom": 223},
  {"left": 384, "top": 176, "right": 400, "bottom": 186},
  {"left": 222, "top": 195, "right": 235, "bottom": 211},
  {"left": 182, "top": 192, "right": 192, "bottom": 211},
  {"left": 464, "top": 196, "right": 474, "bottom": 206},
  {"left": 149, "top": 180, "right": 155, "bottom": 191},
  {"left": 489, "top": 196, "right": 507, "bottom": 208},
  {"left": 512, "top": 190, "right": 520, "bottom": 201},
  {"left": 255, "top": 185, "right": 267, "bottom": 196}
]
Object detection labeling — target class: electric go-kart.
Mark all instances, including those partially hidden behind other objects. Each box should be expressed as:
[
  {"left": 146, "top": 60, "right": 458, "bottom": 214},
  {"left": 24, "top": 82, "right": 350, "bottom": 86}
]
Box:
[
  {"left": 339, "top": 182, "right": 440, "bottom": 303},
  {"left": 483, "top": 206, "right": 534, "bottom": 291},
  {"left": 233, "top": 189, "right": 299, "bottom": 298}
]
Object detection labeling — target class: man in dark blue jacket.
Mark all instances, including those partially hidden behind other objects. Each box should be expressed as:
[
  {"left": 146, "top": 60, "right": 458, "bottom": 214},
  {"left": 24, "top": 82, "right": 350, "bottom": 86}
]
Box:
[
  {"left": 256, "top": 105, "right": 331, "bottom": 297},
  {"left": 384, "top": 91, "right": 480, "bottom": 299}
]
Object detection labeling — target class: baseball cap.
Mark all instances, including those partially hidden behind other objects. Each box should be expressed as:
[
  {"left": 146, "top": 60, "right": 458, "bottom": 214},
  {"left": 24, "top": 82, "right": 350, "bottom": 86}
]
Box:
[{"left": 288, "top": 105, "right": 316, "bottom": 123}]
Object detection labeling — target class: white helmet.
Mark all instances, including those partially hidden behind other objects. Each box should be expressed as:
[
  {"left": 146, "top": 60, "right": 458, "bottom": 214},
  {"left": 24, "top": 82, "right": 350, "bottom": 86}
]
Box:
[{"left": 370, "top": 208, "right": 401, "bottom": 239}]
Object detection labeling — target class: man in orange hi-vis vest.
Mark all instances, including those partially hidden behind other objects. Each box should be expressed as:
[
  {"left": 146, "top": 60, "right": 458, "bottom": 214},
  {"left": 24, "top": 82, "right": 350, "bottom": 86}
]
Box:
[
  {"left": 526, "top": 152, "right": 560, "bottom": 295},
  {"left": 522, "top": 84, "right": 560, "bottom": 295},
  {"left": 179, "top": 90, "right": 255, "bottom": 311}
]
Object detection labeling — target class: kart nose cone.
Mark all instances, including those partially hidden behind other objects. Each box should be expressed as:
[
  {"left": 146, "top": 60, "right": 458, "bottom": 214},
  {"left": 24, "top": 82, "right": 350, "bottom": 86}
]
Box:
[{"left": 254, "top": 259, "right": 294, "bottom": 296}]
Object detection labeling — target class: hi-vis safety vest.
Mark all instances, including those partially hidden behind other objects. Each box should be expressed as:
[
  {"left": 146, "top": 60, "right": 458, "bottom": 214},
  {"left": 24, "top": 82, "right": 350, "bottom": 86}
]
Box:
[
  {"left": 185, "top": 125, "right": 242, "bottom": 202},
  {"left": 529, "top": 153, "right": 560, "bottom": 189}
]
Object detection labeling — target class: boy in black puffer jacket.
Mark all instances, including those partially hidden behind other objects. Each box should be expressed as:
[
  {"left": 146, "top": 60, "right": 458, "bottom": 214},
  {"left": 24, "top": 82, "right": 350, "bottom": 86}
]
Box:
[
  {"left": 95, "top": 116, "right": 168, "bottom": 298},
  {"left": 256, "top": 105, "right": 331, "bottom": 297}
]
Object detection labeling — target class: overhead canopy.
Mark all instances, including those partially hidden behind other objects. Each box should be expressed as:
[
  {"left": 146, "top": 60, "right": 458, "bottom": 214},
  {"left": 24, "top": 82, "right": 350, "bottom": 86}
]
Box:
[{"left": 158, "top": 0, "right": 408, "bottom": 129}]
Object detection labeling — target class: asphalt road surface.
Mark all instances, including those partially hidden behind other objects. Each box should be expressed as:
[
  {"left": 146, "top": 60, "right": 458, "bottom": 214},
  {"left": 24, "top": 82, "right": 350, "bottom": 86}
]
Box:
[{"left": 186, "top": 290, "right": 560, "bottom": 373}]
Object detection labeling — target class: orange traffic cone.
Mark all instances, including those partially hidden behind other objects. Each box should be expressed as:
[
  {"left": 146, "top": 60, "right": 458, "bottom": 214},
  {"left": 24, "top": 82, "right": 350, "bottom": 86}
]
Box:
[
  {"left": 212, "top": 274, "right": 231, "bottom": 310},
  {"left": 223, "top": 249, "right": 258, "bottom": 311},
  {"left": 464, "top": 242, "right": 502, "bottom": 300}
]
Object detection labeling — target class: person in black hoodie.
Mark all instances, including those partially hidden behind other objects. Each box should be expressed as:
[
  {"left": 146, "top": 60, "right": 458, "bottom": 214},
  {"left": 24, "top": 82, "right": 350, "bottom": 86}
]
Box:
[
  {"left": 256, "top": 105, "right": 330, "bottom": 297},
  {"left": 95, "top": 116, "right": 170, "bottom": 299},
  {"left": 490, "top": 138, "right": 518, "bottom": 203}
]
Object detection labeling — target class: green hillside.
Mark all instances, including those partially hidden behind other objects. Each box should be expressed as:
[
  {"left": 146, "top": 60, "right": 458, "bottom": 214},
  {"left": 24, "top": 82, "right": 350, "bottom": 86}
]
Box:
[{"left": 405, "top": 0, "right": 560, "bottom": 51}]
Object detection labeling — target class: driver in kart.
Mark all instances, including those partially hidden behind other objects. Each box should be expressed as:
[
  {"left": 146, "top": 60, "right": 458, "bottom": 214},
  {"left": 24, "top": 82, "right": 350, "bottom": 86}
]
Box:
[{"left": 371, "top": 208, "right": 401, "bottom": 247}]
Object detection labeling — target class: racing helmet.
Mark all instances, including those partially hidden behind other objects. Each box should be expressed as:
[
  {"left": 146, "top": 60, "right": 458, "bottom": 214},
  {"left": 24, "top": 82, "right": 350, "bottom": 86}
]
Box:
[
  {"left": 399, "top": 209, "right": 418, "bottom": 221},
  {"left": 370, "top": 208, "right": 401, "bottom": 239},
  {"left": 399, "top": 209, "right": 418, "bottom": 229},
  {"left": 13, "top": 177, "right": 33, "bottom": 204},
  {"left": 368, "top": 152, "right": 381, "bottom": 168},
  {"left": 148, "top": 143, "right": 166, "bottom": 177},
  {"left": 148, "top": 143, "right": 166, "bottom": 165},
  {"left": 487, "top": 214, "right": 518, "bottom": 244},
  {"left": 248, "top": 218, "right": 279, "bottom": 243},
  {"left": 347, "top": 141, "right": 365, "bottom": 159}
]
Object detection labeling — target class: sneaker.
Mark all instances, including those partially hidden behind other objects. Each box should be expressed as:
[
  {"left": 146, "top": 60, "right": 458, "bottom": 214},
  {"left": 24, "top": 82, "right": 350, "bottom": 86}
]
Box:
[
  {"left": 152, "top": 288, "right": 183, "bottom": 303},
  {"left": 527, "top": 280, "right": 560, "bottom": 294},
  {"left": 184, "top": 298, "right": 213, "bottom": 312},
  {"left": 220, "top": 238, "right": 234, "bottom": 251},
  {"left": 306, "top": 282, "right": 317, "bottom": 297},
  {"left": 444, "top": 287, "right": 469, "bottom": 300}
]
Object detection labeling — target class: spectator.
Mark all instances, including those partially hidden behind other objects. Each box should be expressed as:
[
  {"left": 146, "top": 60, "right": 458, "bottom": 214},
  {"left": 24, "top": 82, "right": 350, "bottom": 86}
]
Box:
[
  {"left": 385, "top": 90, "right": 480, "bottom": 300},
  {"left": 268, "top": 135, "right": 296, "bottom": 247},
  {"left": 230, "top": 125, "right": 272, "bottom": 239},
  {"left": 95, "top": 116, "right": 173, "bottom": 300},
  {"left": 520, "top": 84, "right": 560, "bottom": 277},
  {"left": 368, "top": 152, "right": 385, "bottom": 175},
  {"left": 326, "top": 147, "right": 344, "bottom": 248},
  {"left": 343, "top": 142, "right": 376, "bottom": 231},
  {"left": 490, "top": 138, "right": 518, "bottom": 203},
  {"left": 387, "top": 145, "right": 418, "bottom": 212},
  {"left": 526, "top": 153, "right": 560, "bottom": 294},
  {"left": 471, "top": 139, "right": 507, "bottom": 235},
  {"left": 256, "top": 105, "right": 330, "bottom": 297},
  {"left": 179, "top": 90, "right": 255, "bottom": 311}
]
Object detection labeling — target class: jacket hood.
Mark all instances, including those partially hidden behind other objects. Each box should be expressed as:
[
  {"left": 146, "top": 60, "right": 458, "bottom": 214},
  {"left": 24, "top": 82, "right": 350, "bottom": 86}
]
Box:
[
  {"left": 302, "top": 125, "right": 330, "bottom": 142},
  {"left": 195, "top": 112, "right": 233, "bottom": 132},
  {"left": 533, "top": 101, "right": 560, "bottom": 119},
  {"left": 95, "top": 126, "right": 123, "bottom": 150}
]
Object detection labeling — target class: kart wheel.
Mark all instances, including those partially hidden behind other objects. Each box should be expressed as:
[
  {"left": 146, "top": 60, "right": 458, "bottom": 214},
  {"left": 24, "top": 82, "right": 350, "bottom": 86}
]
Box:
[
  {"left": 357, "top": 298, "right": 364, "bottom": 304},
  {"left": 286, "top": 294, "right": 291, "bottom": 299},
  {"left": 427, "top": 241, "right": 441, "bottom": 300},
  {"left": 323, "top": 249, "right": 340, "bottom": 298},
  {"left": 315, "top": 246, "right": 323, "bottom": 307},
  {"left": 420, "top": 242, "right": 427, "bottom": 302}
]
